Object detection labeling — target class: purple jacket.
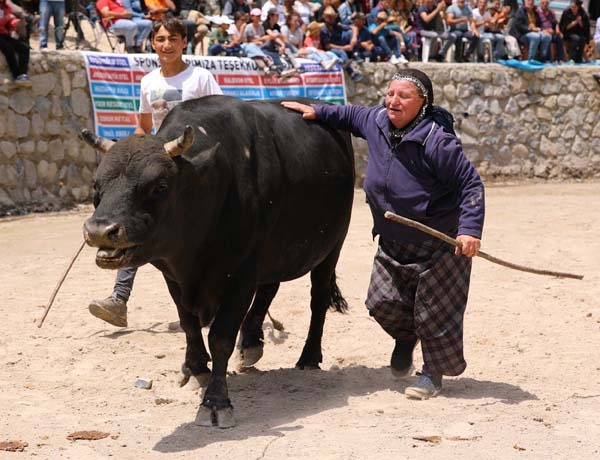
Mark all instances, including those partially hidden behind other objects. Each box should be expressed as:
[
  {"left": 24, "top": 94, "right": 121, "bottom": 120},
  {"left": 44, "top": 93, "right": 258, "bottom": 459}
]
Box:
[{"left": 314, "top": 103, "right": 485, "bottom": 243}]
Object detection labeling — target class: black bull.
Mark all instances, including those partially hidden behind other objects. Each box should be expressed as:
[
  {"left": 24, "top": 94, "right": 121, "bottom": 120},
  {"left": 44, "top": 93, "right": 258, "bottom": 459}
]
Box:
[{"left": 82, "top": 95, "right": 355, "bottom": 428}]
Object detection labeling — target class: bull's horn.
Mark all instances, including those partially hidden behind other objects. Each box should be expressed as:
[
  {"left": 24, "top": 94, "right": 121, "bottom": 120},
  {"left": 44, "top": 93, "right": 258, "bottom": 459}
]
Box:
[
  {"left": 80, "top": 129, "right": 115, "bottom": 153},
  {"left": 164, "top": 125, "right": 195, "bottom": 158}
]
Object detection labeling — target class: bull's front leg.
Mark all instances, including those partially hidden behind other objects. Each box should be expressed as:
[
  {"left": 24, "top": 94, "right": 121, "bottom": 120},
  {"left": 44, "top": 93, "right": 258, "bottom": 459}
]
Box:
[
  {"left": 164, "top": 277, "right": 211, "bottom": 388},
  {"left": 195, "top": 277, "right": 256, "bottom": 429}
]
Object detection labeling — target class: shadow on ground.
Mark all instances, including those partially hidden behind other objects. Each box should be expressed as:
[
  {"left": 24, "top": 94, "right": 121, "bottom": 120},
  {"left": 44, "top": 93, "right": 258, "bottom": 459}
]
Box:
[{"left": 153, "top": 365, "right": 537, "bottom": 452}]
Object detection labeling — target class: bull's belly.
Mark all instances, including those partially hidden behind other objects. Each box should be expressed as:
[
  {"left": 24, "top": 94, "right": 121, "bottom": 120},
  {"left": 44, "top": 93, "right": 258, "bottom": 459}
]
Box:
[{"left": 255, "top": 191, "right": 353, "bottom": 283}]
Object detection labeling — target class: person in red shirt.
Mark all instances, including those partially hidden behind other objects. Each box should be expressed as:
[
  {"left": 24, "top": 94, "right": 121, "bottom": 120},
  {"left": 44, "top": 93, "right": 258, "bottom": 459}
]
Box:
[
  {"left": 96, "top": 0, "right": 139, "bottom": 52},
  {"left": 0, "top": 0, "right": 31, "bottom": 86}
]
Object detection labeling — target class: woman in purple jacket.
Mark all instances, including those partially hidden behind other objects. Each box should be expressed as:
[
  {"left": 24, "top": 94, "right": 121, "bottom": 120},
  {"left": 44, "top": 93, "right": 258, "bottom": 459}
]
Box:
[{"left": 282, "top": 69, "right": 484, "bottom": 400}]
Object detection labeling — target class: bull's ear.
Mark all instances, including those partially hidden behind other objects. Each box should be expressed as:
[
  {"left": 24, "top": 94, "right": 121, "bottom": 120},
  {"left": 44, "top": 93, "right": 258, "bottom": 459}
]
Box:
[
  {"left": 190, "top": 142, "right": 221, "bottom": 168},
  {"left": 80, "top": 129, "right": 115, "bottom": 153},
  {"left": 164, "top": 125, "right": 195, "bottom": 158}
]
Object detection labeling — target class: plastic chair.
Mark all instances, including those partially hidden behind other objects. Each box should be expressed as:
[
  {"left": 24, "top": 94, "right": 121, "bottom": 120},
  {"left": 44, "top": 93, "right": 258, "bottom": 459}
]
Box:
[{"left": 421, "top": 36, "right": 441, "bottom": 62}]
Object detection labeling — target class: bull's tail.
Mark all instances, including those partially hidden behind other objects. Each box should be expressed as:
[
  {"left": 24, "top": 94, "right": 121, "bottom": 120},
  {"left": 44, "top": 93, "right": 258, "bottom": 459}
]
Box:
[{"left": 328, "top": 272, "right": 348, "bottom": 313}]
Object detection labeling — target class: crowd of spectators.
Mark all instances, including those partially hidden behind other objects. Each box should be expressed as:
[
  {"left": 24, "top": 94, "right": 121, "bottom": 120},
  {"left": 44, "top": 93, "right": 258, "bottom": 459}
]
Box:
[{"left": 1, "top": 0, "right": 599, "bottom": 87}]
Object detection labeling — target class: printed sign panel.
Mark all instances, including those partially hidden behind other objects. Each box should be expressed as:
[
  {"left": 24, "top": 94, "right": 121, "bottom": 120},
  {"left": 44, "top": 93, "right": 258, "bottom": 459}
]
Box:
[{"left": 83, "top": 52, "right": 347, "bottom": 139}]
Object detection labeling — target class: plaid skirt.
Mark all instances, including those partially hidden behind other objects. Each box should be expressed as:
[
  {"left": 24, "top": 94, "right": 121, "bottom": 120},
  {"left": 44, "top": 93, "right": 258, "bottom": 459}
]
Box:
[{"left": 366, "top": 238, "right": 472, "bottom": 376}]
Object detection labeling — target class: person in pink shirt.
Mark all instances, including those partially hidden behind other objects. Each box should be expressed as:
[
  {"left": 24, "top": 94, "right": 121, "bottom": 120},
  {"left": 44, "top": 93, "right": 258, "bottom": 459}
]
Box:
[{"left": 0, "top": 0, "right": 31, "bottom": 86}]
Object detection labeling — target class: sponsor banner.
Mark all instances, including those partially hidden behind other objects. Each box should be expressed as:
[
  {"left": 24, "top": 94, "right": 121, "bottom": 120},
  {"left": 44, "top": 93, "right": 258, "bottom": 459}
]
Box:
[{"left": 83, "top": 52, "right": 347, "bottom": 140}]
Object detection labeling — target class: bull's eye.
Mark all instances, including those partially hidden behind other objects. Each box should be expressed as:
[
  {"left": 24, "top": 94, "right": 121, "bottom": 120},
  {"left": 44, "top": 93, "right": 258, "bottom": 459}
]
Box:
[{"left": 150, "top": 183, "right": 169, "bottom": 199}]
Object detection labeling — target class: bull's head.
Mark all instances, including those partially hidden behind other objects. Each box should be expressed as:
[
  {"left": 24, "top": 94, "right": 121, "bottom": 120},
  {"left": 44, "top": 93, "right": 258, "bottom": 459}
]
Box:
[{"left": 81, "top": 127, "right": 196, "bottom": 269}]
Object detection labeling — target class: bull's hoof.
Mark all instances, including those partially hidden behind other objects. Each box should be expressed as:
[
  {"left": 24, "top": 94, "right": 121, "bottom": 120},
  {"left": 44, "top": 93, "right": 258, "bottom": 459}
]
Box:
[
  {"left": 194, "top": 405, "right": 236, "bottom": 428},
  {"left": 194, "top": 405, "right": 214, "bottom": 427},
  {"left": 295, "top": 362, "right": 321, "bottom": 370},
  {"left": 240, "top": 345, "right": 264, "bottom": 368}
]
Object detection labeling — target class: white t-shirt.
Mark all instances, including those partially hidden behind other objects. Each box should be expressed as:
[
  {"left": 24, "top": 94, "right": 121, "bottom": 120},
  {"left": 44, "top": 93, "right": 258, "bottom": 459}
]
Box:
[
  {"left": 471, "top": 8, "right": 491, "bottom": 34},
  {"left": 281, "top": 25, "right": 304, "bottom": 48},
  {"left": 139, "top": 64, "right": 223, "bottom": 132}
]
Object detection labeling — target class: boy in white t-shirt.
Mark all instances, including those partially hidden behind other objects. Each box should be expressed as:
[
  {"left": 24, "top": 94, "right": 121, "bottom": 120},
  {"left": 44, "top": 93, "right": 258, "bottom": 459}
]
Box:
[
  {"left": 137, "top": 17, "right": 223, "bottom": 134},
  {"left": 88, "top": 17, "right": 222, "bottom": 328}
]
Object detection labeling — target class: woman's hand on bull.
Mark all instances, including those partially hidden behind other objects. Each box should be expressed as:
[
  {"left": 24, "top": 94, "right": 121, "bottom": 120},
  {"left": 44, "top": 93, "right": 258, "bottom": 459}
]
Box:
[
  {"left": 455, "top": 235, "right": 481, "bottom": 258},
  {"left": 281, "top": 101, "right": 317, "bottom": 120}
]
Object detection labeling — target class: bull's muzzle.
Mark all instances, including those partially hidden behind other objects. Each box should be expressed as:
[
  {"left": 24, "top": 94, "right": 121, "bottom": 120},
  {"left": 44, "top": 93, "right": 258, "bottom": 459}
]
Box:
[{"left": 83, "top": 219, "right": 137, "bottom": 269}]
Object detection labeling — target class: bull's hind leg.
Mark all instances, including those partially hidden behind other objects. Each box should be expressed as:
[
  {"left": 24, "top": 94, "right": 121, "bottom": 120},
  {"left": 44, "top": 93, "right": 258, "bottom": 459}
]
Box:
[
  {"left": 296, "top": 247, "right": 348, "bottom": 369},
  {"left": 239, "top": 282, "right": 280, "bottom": 368},
  {"left": 164, "top": 277, "right": 211, "bottom": 388}
]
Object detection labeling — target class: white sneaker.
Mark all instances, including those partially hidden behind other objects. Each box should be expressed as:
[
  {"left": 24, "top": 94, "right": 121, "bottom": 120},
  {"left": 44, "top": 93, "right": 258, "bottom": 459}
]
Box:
[
  {"left": 390, "top": 55, "right": 400, "bottom": 64},
  {"left": 320, "top": 59, "right": 337, "bottom": 71},
  {"left": 398, "top": 54, "right": 409, "bottom": 64},
  {"left": 279, "top": 68, "right": 301, "bottom": 79}
]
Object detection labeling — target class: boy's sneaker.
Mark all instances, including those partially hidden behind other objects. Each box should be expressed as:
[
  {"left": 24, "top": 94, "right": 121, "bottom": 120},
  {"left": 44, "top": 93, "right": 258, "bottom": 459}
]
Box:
[
  {"left": 15, "top": 74, "right": 32, "bottom": 87},
  {"left": 390, "top": 55, "right": 401, "bottom": 64},
  {"left": 405, "top": 372, "right": 443, "bottom": 400},
  {"left": 89, "top": 296, "right": 128, "bottom": 327}
]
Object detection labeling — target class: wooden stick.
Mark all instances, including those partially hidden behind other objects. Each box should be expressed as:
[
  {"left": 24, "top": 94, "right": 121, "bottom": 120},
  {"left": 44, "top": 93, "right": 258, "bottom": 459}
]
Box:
[
  {"left": 37, "top": 240, "right": 87, "bottom": 328},
  {"left": 384, "top": 211, "right": 584, "bottom": 280}
]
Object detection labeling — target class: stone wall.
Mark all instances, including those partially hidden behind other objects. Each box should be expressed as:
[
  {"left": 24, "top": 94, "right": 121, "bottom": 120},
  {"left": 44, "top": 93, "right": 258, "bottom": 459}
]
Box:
[
  {"left": 1, "top": 53, "right": 599, "bottom": 215},
  {"left": 0, "top": 52, "right": 97, "bottom": 215},
  {"left": 347, "top": 62, "right": 600, "bottom": 186}
]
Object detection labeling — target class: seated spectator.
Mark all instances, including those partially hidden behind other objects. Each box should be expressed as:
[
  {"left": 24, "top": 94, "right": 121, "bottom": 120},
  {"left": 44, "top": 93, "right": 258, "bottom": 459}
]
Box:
[
  {"left": 293, "top": 0, "right": 318, "bottom": 26},
  {"left": 241, "top": 7, "right": 280, "bottom": 73},
  {"left": 194, "top": 0, "right": 217, "bottom": 15},
  {"left": 282, "top": 0, "right": 295, "bottom": 18},
  {"left": 0, "top": 0, "right": 31, "bottom": 86},
  {"left": 509, "top": 0, "right": 551, "bottom": 61},
  {"left": 299, "top": 19, "right": 341, "bottom": 69},
  {"left": 488, "top": 0, "right": 520, "bottom": 59},
  {"left": 145, "top": 0, "right": 199, "bottom": 53},
  {"left": 559, "top": 0, "right": 590, "bottom": 63},
  {"left": 417, "top": 0, "right": 453, "bottom": 61},
  {"left": 446, "top": 0, "right": 479, "bottom": 62},
  {"left": 350, "top": 11, "right": 385, "bottom": 61},
  {"left": 472, "top": 0, "right": 506, "bottom": 61},
  {"left": 97, "top": 0, "right": 140, "bottom": 53},
  {"left": 222, "top": 0, "right": 249, "bottom": 19},
  {"left": 390, "top": 0, "right": 417, "bottom": 58},
  {"left": 281, "top": 11, "right": 304, "bottom": 51},
  {"left": 208, "top": 14, "right": 242, "bottom": 55},
  {"left": 261, "top": 0, "right": 285, "bottom": 25},
  {"left": 314, "top": 0, "right": 337, "bottom": 23},
  {"left": 338, "top": 0, "right": 361, "bottom": 25},
  {"left": 262, "top": 7, "right": 289, "bottom": 68},
  {"left": 368, "top": 10, "right": 408, "bottom": 63},
  {"left": 367, "top": 0, "right": 391, "bottom": 26},
  {"left": 178, "top": 0, "right": 211, "bottom": 54},
  {"left": 320, "top": 6, "right": 363, "bottom": 81},
  {"left": 121, "top": 0, "right": 153, "bottom": 52},
  {"left": 227, "top": 9, "right": 247, "bottom": 42},
  {"left": 6, "top": 0, "right": 34, "bottom": 43},
  {"left": 536, "top": 0, "right": 564, "bottom": 62}
]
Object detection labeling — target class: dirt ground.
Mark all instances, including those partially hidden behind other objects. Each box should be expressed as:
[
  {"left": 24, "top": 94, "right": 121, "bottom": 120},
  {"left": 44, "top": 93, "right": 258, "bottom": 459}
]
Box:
[{"left": 1, "top": 182, "right": 599, "bottom": 459}]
